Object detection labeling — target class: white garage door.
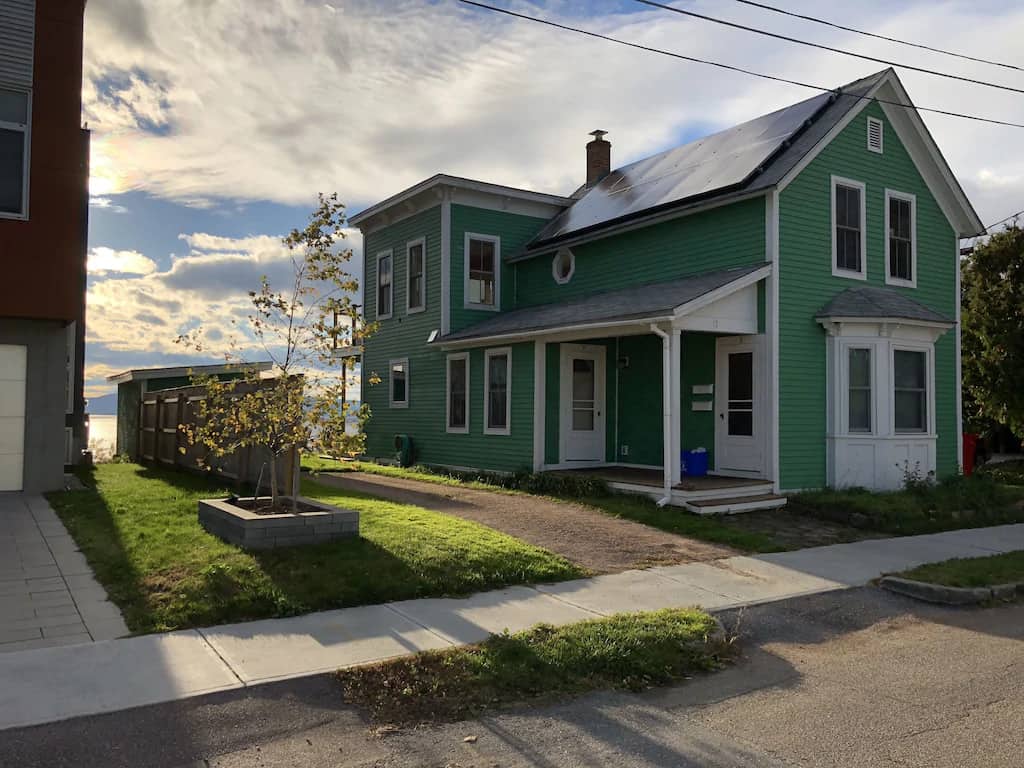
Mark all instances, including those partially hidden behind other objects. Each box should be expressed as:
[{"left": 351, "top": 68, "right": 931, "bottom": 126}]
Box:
[{"left": 0, "top": 345, "right": 27, "bottom": 492}]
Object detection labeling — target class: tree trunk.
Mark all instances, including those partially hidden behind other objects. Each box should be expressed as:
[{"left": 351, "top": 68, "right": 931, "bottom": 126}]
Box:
[
  {"left": 289, "top": 447, "right": 300, "bottom": 512},
  {"left": 268, "top": 450, "right": 279, "bottom": 509}
]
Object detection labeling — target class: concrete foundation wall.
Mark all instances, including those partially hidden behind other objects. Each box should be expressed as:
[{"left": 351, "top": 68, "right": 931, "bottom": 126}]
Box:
[{"left": 0, "top": 318, "right": 67, "bottom": 493}]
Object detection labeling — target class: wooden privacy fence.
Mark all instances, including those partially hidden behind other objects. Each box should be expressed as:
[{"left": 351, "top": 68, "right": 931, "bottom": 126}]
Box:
[{"left": 138, "top": 380, "right": 297, "bottom": 491}]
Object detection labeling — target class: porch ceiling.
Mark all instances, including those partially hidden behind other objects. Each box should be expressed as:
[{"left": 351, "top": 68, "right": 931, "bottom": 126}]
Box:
[{"left": 437, "top": 264, "right": 768, "bottom": 348}]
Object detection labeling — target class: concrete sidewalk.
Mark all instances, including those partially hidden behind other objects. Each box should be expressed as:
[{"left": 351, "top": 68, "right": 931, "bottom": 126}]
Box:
[{"left": 2, "top": 523, "right": 1023, "bottom": 732}]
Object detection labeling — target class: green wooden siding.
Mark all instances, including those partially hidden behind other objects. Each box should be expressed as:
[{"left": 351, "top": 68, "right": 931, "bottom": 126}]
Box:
[
  {"left": 514, "top": 197, "right": 766, "bottom": 306},
  {"left": 680, "top": 332, "right": 718, "bottom": 467},
  {"left": 450, "top": 205, "right": 551, "bottom": 333},
  {"left": 778, "top": 100, "right": 958, "bottom": 490}
]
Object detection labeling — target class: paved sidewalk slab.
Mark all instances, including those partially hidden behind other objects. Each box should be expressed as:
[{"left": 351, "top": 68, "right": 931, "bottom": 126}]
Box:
[
  {"left": 535, "top": 569, "right": 723, "bottom": 614},
  {"left": 200, "top": 604, "right": 453, "bottom": 684},
  {"left": 0, "top": 631, "right": 240, "bottom": 730}
]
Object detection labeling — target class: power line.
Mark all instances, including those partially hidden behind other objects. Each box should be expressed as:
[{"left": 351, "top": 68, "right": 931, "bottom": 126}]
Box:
[
  {"left": 458, "top": 1, "right": 1024, "bottom": 130},
  {"left": 732, "top": 0, "right": 1022, "bottom": 73},
  {"left": 984, "top": 209, "right": 1024, "bottom": 232},
  {"left": 635, "top": 0, "right": 1024, "bottom": 96}
]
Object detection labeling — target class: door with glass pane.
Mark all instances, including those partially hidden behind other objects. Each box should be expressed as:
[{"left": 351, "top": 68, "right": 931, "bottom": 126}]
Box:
[
  {"left": 715, "top": 337, "right": 764, "bottom": 475},
  {"left": 560, "top": 344, "right": 606, "bottom": 463}
]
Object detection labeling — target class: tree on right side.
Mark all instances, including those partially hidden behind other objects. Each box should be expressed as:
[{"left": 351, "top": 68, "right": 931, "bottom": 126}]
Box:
[{"left": 961, "top": 225, "right": 1024, "bottom": 440}]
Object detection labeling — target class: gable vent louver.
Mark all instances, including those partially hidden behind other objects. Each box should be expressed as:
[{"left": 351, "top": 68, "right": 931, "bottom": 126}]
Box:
[{"left": 867, "top": 117, "right": 884, "bottom": 154}]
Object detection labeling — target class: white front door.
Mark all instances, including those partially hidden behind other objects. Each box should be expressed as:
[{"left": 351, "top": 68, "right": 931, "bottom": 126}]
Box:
[
  {"left": 715, "top": 337, "right": 764, "bottom": 476},
  {"left": 0, "top": 345, "right": 27, "bottom": 491},
  {"left": 560, "top": 344, "right": 606, "bottom": 464}
]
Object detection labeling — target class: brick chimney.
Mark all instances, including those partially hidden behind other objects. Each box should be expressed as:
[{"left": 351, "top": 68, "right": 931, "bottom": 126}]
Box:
[{"left": 586, "top": 130, "right": 610, "bottom": 187}]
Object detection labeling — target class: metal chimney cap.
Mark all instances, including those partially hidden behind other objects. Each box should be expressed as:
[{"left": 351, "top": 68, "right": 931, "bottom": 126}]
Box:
[{"left": 588, "top": 130, "right": 608, "bottom": 141}]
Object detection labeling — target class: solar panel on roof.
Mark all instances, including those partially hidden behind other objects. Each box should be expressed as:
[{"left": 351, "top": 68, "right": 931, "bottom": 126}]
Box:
[{"left": 534, "top": 90, "right": 834, "bottom": 243}]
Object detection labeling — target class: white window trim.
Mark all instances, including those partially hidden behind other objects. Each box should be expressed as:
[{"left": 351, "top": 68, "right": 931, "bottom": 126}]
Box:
[
  {"left": 844, "top": 345, "right": 874, "bottom": 435},
  {"left": 884, "top": 189, "right": 917, "bottom": 288},
  {"left": 483, "top": 347, "right": 512, "bottom": 435},
  {"left": 551, "top": 246, "right": 575, "bottom": 285},
  {"left": 890, "top": 344, "right": 934, "bottom": 436},
  {"left": 464, "top": 232, "right": 501, "bottom": 312},
  {"left": 445, "top": 352, "right": 469, "bottom": 434},
  {"left": 376, "top": 249, "right": 393, "bottom": 320},
  {"left": 388, "top": 357, "right": 409, "bottom": 409},
  {"left": 831, "top": 175, "right": 868, "bottom": 281},
  {"left": 866, "top": 116, "right": 884, "bottom": 154},
  {"left": 405, "top": 236, "right": 427, "bottom": 315},
  {"left": 0, "top": 89, "right": 31, "bottom": 221}
]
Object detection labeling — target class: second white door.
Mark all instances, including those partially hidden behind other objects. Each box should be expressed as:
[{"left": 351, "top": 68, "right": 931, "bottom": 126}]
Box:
[{"left": 560, "top": 344, "right": 606, "bottom": 464}]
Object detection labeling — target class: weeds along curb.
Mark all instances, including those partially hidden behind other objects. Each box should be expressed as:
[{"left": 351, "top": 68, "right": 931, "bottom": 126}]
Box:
[{"left": 878, "top": 576, "right": 1024, "bottom": 605}]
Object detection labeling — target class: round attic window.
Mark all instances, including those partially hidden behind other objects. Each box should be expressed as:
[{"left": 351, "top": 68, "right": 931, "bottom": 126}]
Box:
[{"left": 552, "top": 247, "right": 575, "bottom": 285}]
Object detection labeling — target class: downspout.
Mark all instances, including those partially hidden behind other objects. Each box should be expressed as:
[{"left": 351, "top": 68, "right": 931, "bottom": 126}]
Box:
[{"left": 650, "top": 324, "right": 673, "bottom": 507}]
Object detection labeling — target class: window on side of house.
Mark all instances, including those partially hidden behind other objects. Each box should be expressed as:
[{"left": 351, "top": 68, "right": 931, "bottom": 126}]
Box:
[
  {"left": 484, "top": 348, "right": 511, "bottom": 435},
  {"left": 886, "top": 191, "right": 916, "bottom": 286},
  {"left": 406, "top": 238, "right": 425, "bottom": 313},
  {"left": 893, "top": 349, "right": 927, "bottom": 433},
  {"left": 376, "top": 251, "right": 393, "bottom": 319},
  {"left": 466, "top": 234, "right": 499, "bottom": 309},
  {"left": 832, "top": 177, "right": 866, "bottom": 279},
  {"left": 0, "top": 89, "right": 29, "bottom": 218},
  {"left": 389, "top": 358, "right": 408, "bottom": 408},
  {"left": 446, "top": 353, "right": 469, "bottom": 433},
  {"left": 847, "top": 347, "right": 872, "bottom": 433}
]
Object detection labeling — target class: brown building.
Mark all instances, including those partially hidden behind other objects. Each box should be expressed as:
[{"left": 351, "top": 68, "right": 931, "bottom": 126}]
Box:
[{"left": 0, "top": 0, "right": 88, "bottom": 492}]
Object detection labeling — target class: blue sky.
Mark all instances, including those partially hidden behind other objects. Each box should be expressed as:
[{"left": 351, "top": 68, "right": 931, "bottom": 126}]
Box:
[{"left": 82, "top": 0, "right": 1024, "bottom": 400}]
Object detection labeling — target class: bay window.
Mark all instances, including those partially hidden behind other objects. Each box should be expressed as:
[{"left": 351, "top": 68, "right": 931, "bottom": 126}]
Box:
[
  {"left": 484, "top": 348, "right": 510, "bottom": 434},
  {"left": 894, "top": 349, "right": 928, "bottom": 433}
]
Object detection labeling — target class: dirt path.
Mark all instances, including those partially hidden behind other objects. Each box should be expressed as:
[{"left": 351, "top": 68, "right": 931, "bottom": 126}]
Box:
[{"left": 311, "top": 471, "right": 738, "bottom": 573}]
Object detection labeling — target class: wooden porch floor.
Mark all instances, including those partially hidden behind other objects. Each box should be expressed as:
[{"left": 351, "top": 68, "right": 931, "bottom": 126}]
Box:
[{"left": 550, "top": 466, "right": 768, "bottom": 491}]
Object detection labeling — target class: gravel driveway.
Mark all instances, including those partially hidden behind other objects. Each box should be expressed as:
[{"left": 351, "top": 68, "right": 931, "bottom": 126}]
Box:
[{"left": 310, "top": 472, "right": 737, "bottom": 573}]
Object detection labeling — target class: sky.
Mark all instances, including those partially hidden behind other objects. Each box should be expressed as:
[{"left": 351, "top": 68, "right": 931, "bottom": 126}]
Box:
[{"left": 82, "top": 0, "right": 1024, "bottom": 401}]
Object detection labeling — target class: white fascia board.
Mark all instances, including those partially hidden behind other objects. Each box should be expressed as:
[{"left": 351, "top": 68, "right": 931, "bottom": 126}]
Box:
[{"left": 436, "top": 315, "right": 674, "bottom": 350}]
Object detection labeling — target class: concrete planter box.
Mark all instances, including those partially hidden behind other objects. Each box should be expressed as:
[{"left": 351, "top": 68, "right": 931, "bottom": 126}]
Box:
[{"left": 198, "top": 496, "right": 359, "bottom": 550}]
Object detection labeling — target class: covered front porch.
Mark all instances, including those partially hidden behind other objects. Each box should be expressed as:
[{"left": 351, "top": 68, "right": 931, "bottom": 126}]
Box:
[{"left": 439, "top": 264, "right": 786, "bottom": 514}]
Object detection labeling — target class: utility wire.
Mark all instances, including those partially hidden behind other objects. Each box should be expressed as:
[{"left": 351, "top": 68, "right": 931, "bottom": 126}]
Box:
[
  {"left": 983, "top": 209, "right": 1024, "bottom": 232},
  {"left": 458, "top": 1, "right": 1024, "bottom": 129},
  {"left": 732, "top": 0, "right": 1022, "bottom": 73},
  {"left": 635, "top": 0, "right": 1024, "bottom": 96}
]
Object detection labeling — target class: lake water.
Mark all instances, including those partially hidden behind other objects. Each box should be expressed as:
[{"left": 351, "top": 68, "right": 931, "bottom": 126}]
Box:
[{"left": 88, "top": 414, "right": 117, "bottom": 461}]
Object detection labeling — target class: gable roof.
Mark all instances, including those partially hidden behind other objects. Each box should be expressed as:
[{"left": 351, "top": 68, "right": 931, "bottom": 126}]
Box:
[
  {"left": 523, "top": 69, "right": 982, "bottom": 254},
  {"left": 815, "top": 286, "right": 953, "bottom": 325},
  {"left": 438, "top": 264, "right": 767, "bottom": 346}
]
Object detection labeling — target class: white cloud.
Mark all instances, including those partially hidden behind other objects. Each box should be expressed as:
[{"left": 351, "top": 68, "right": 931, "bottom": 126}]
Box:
[
  {"left": 81, "top": 1, "right": 1024, "bottom": 226},
  {"left": 88, "top": 246, "right": 157, "bottom": 274},
  {"left": 85, "top": 229, "right": 364, "bottom": 358}
]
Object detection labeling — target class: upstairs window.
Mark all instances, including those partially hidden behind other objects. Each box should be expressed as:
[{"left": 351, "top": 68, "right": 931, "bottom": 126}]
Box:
[
  {"left": 0, "top": 89, "right": 29, "bottom": 218},
  {"left": 894, "top": 349, "right": 928, "bottom": 433},
  {"left": 376, "top": 251, "right": 393, "bottom": 319},
  {"left": 484, "top": 348, "right": 511, "bottom": 434},
  {"left": 832, "top": 177, "right": 866, "bottom": 279},
  {"left": 406, "top": 238, "right": 426, "bottom": 313},
  {"left": 466, "top": 234, "right": 500, "bottom": 309},
  {"left": 886, "top": 191, "right": 916, "bottom": 287}
]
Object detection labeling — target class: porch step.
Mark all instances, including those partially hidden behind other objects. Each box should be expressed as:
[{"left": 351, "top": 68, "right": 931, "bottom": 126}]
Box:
[{"left": 682, "top": 494, "right": 788, "bottom": 516}]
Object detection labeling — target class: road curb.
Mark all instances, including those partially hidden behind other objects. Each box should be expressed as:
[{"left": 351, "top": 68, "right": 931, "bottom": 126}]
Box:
[{"left": 878, "top": 576, "right": 1024, "bottom": 605}]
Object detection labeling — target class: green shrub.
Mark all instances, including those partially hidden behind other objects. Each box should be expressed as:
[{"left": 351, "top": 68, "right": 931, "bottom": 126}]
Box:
[{"left": 977, "top": 460, "right": 1024, "bottom": 486}]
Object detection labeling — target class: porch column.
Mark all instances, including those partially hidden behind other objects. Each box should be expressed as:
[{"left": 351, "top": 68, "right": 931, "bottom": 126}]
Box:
[
  {"left": 651, "top": 324, "right": 673, "bottom": 505},
  {"left": 670, "top": 329, "right": 682, "bottom": 485}
]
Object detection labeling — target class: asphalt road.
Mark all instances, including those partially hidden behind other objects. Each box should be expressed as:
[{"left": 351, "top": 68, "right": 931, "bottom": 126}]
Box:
[{"left": 1, "top": 587, "right": 1021, "bottom": 767}]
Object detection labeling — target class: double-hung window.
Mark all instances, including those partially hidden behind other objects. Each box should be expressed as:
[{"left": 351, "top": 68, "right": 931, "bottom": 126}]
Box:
[
  {"left": 893, "top": 349, "right": 928, "bottom": 433},
  {"left": 376, "top": 251, "right": 393, "bottom": 319},
  {"left": 832, "top": 177, "right": 866, "bottom": 279},
  {"left": 484, "top": 348, "right": 511, "bottom": 435},
  {"left": 406, "top": 238, "right": 425, "bottom": 313},
  {"left": 446, "top": 353, "right": 469, "bottom": 433},
  {"left": 847, "top": 347, "right": 872, "bottom": 433},
  {"left": 466, "top": 234, "right": 499, "bottom": 309},
  {"left": 389, "top": 358, "right": 408, "bottom": 408},
  {"left": 0, "top": 89, "right": 30, "bottom": 218},
  {"left": 886, "top": 191, "right": 916, "bottom": 287}
]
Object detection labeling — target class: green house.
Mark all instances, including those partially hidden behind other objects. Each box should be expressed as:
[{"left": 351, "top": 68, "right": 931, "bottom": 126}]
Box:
[{"left": 350, "top": 69, "right": 982, "bottom": 512}]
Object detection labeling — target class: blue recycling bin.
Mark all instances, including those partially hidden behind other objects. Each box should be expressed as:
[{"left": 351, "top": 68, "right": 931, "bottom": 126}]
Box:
[{"left": 681, "top": 449, "right": 708, "bottom": 478}]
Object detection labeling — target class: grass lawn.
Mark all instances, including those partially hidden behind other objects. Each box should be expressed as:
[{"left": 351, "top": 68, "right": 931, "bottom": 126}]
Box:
[
  {"left": 305, "top": 457, "right": 787, "bottom": 553},
  {"left": 338, "top": 608, "right": 729, "bottom": 724},
  {"left": 787, "top": 475, "right": 1024, "bottom": 536},
  {"left": 47, "top": 462, "right": 584, "bottom": 634},
  {"left": 897, "top": 551, "right": 1024, "bottom": 588}
]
